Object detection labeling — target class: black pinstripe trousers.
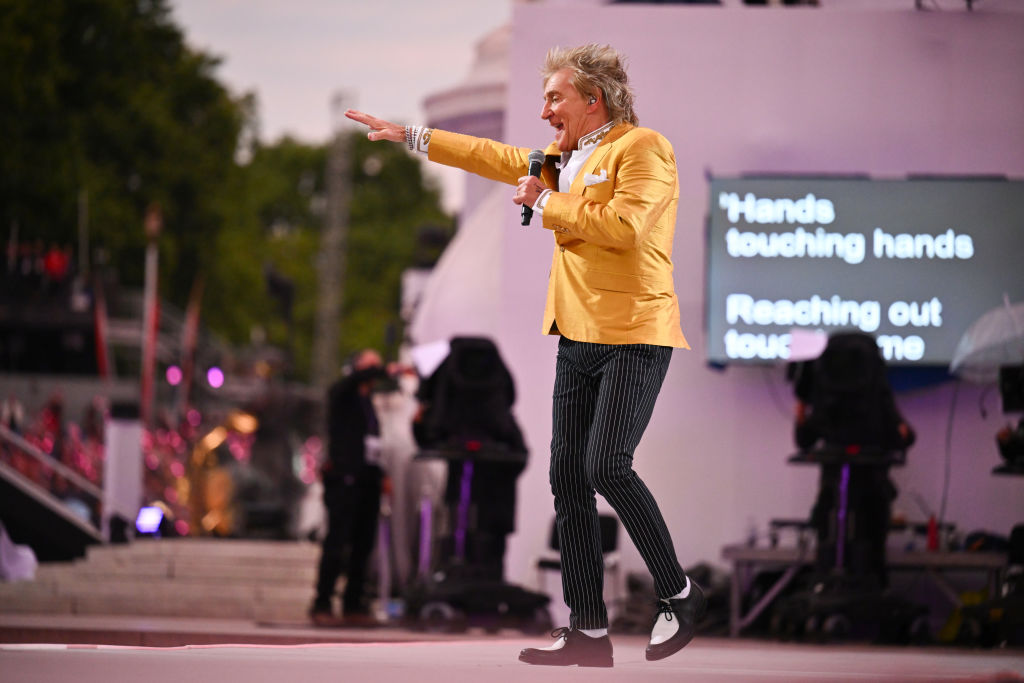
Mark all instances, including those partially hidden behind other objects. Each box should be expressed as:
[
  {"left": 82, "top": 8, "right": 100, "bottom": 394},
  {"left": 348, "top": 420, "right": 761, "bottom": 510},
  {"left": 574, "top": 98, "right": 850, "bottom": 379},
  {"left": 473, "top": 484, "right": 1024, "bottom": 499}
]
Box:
[{"left": 550, "top": 336, "right": 687, "bottom": 630}]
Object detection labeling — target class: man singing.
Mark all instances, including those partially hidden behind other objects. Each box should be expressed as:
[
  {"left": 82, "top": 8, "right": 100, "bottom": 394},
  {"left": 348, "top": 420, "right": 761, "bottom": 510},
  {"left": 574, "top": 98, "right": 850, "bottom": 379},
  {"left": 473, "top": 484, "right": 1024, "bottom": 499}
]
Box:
[{"left": 347, "top": 43, "right": 703, "bottom": 667}]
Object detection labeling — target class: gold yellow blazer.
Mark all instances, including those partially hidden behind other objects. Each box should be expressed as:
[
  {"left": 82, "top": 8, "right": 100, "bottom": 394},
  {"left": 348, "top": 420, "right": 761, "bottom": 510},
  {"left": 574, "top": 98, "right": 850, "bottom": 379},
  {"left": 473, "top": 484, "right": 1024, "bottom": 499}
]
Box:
[{"left": 428, "top": 123, "right": 688, "bottom": 349}]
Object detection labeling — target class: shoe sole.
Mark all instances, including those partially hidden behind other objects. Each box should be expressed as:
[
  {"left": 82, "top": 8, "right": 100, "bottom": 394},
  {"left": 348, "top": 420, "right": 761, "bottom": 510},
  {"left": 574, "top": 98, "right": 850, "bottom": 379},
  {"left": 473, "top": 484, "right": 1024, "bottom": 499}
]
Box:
[{"left": 519, "top": 655, "right": 613, "bottom": 668}]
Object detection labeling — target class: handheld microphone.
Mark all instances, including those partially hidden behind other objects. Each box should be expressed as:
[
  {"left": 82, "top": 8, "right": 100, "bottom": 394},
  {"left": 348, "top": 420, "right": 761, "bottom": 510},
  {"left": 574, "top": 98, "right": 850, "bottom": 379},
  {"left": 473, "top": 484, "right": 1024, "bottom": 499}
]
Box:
[{"left": 521, "top": 149, "right": 545, "bottom": 226}]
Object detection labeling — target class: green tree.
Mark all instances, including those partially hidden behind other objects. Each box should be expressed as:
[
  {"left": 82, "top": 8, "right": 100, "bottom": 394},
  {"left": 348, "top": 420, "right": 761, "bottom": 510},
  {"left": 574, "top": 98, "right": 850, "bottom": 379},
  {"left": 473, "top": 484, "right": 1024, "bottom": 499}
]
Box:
[
  {"left": 0, "top": 0, "right": 453, "bottom": 383},
  {"left": 234, "top": 133, "right": 453, "bottom": 379},
  {"left": 0, "top": 0, "right": 243, "bottom": 306}
]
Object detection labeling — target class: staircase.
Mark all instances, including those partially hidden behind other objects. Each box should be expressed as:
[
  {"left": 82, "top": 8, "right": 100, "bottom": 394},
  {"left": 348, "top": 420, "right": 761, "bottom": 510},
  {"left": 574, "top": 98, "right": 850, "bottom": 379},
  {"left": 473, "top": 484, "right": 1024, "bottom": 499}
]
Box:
[{"left": 0, "top": 538, "right": 320, "bottom": 622}]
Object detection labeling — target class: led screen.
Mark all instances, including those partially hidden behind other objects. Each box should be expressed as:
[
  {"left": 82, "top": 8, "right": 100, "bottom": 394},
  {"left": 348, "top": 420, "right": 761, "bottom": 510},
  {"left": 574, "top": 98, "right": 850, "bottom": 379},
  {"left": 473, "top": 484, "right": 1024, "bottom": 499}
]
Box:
[{"left": 705, "top": 177, "right": 1024, "bottom": 366}]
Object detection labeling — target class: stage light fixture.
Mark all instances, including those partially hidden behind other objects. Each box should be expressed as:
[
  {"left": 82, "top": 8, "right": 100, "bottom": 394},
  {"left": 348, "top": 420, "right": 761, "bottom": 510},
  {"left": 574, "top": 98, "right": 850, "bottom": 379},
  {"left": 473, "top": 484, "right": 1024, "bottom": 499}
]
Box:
[
  {"left": 135, "top": 506, "right": 164, "bottom": 535},
  {"left": 206, "top": 366, "right": 224, "bottom": 389},
  {"left": 166, "top": 365, "right": 183, "bottom": 386}
]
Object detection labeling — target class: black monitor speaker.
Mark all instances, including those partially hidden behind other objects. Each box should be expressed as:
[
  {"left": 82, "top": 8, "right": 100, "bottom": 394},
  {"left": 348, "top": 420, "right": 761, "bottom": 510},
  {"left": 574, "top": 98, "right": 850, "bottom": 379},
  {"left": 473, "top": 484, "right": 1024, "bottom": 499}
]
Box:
[{"left": 1000, "top": 364, "right": 1024, "bottom": 413}]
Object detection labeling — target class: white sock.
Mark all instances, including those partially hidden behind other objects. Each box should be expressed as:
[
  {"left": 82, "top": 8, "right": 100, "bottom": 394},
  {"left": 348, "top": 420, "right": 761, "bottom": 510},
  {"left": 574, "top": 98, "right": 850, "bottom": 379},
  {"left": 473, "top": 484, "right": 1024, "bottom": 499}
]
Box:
[
  {"left": 579, "top": 627, "right": 607, "bottom": 638},
  {"left": 651, "top": 577, "right": 691, "bottom": 645},
  {"left": 670, "top": 576, "right": 691, "bottom": 601}
]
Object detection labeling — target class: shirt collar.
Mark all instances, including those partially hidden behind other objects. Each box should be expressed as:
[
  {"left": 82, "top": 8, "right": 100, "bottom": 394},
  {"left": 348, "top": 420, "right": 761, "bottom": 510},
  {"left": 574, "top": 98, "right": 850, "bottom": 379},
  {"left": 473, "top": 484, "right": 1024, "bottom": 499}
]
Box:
[
  {"left": 557, "top": 120, "right": 616, "bottom": 168},
  {"left": 577, "top": 120, "right": 615, "bottom": 151}
]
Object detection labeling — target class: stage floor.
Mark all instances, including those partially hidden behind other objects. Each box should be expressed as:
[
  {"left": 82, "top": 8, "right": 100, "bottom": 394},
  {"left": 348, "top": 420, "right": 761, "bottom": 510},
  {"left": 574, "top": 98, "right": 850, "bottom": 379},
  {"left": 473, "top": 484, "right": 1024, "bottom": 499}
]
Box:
[{"left": 2, "top": 634, "right": 1023, "bottom": 683}]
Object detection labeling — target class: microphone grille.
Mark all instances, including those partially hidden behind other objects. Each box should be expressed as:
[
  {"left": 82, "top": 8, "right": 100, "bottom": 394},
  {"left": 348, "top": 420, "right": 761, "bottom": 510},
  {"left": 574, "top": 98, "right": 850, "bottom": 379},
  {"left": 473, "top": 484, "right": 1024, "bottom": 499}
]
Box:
[{"left": 528, "top": 149, "right": 545, "bottom": 164}]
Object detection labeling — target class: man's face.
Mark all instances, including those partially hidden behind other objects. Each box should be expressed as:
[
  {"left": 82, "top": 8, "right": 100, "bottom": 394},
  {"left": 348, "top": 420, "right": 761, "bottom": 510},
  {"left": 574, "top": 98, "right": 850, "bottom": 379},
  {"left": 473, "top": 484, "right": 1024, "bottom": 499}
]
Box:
[
  {"left": 541, "top": 68, "right": 597, "bottom": 153},
  {"left": 354, "top": 350, "right": 382, "bottom": 371}
]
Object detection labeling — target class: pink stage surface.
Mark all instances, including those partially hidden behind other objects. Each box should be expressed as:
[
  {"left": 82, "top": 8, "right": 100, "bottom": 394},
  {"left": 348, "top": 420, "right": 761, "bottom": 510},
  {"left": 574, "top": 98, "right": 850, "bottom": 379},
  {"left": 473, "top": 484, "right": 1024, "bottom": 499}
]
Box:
[{"left": 2, "top": 634, "right": 1023, "bottom": 683}]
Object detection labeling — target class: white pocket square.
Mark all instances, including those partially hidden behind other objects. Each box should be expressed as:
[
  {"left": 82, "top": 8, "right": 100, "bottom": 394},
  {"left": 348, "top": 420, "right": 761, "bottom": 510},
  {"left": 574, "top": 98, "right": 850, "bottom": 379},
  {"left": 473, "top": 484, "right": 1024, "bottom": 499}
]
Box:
[{"left": 584, "top": 170, "right": 609, "bottom": 186}]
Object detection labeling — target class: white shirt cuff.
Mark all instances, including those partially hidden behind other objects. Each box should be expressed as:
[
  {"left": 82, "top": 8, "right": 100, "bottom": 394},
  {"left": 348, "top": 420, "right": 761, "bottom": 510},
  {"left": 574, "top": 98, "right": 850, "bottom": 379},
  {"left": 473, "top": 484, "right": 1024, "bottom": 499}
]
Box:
[
  {"left": 533, "top": 189, "right": 552, "bottom": 217},
  {"left": 406, "top": 126, "right": 432, "bottom": 154}
]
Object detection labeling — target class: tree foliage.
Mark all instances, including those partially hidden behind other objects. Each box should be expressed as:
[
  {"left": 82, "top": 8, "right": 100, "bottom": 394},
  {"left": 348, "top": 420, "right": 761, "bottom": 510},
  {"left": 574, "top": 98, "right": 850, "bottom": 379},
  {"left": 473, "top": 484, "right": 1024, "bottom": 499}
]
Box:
[
  {"left": 240, "top": 133, "right": 453, "bottom": 379},
  {"left": 0, "top": 0, "right": 453, "bottom": 382},
  {"left": 0, "top": 0, "right": 242, "bottom": 295}
]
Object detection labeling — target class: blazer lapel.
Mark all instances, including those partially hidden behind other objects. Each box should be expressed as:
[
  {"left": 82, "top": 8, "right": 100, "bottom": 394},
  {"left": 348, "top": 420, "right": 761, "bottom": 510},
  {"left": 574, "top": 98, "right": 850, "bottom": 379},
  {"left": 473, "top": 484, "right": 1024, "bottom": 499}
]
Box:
[
  {"left": 569, "top": 123, "right": 633, "bottom": 195},
  {"left": 542, "top": 141, "right": 561, "bottom": 188}
]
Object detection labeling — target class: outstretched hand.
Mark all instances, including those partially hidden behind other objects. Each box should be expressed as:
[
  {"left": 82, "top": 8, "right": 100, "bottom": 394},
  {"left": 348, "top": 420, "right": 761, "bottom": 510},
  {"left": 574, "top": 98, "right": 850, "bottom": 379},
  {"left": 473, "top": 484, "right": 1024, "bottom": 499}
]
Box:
[{"left": 345, "top": 109, "right": 405, "bottom": 143}]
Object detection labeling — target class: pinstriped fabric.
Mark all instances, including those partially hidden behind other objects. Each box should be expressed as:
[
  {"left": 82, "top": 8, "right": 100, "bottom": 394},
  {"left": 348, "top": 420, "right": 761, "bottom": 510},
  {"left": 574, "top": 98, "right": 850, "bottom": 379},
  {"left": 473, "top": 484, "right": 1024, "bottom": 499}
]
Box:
[{"left": 550, "top": 336, "right": 687, "bottom": 630}]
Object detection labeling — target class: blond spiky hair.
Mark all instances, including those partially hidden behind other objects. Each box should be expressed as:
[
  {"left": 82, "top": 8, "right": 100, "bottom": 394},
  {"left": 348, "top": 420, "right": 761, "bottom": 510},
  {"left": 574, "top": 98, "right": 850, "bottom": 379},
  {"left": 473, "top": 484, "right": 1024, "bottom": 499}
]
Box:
[{"left": 542, "top": 44, "right": 638, "bottom": 127}]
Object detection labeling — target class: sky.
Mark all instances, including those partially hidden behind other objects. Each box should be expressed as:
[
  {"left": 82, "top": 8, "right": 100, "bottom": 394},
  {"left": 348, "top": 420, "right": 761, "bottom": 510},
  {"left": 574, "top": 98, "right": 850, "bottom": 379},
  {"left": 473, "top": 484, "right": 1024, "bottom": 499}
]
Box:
[{"left": 170, "top": 0, "right": 513, "bottom": 210}]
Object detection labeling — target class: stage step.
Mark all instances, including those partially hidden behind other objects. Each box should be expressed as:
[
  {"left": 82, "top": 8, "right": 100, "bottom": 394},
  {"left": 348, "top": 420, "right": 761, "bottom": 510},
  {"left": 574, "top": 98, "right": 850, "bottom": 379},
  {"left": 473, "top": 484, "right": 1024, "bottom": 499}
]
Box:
[{"left": 0, "top": 539, "right": 322, "bottom": 622}]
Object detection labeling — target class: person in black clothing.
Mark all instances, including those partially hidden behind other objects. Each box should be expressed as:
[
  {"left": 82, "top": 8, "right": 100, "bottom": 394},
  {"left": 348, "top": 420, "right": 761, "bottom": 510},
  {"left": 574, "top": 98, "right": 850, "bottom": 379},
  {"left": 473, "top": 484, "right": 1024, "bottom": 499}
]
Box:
[
  {"left": 413, "top": 337, "right": 528, "bottom": 580},
  {"left": 792, "top": 332, "right": 915, "bottom": 586},
  {"left": 311, "top": 349, "right": 390, "bottom": 627}
]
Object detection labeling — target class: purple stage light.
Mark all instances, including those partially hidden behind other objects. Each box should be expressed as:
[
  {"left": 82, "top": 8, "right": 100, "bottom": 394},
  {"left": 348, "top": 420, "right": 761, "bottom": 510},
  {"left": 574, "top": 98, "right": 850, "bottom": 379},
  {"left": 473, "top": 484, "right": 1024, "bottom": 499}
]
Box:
[
  {"left": 136, "top": 506, "right": 164, "bottom": 534},
  {"left": 207, "top": 366, "right": 224, "bottom": 389},
  {"left": 166, "top": 365, "right": 183, "bottom": 386}
]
